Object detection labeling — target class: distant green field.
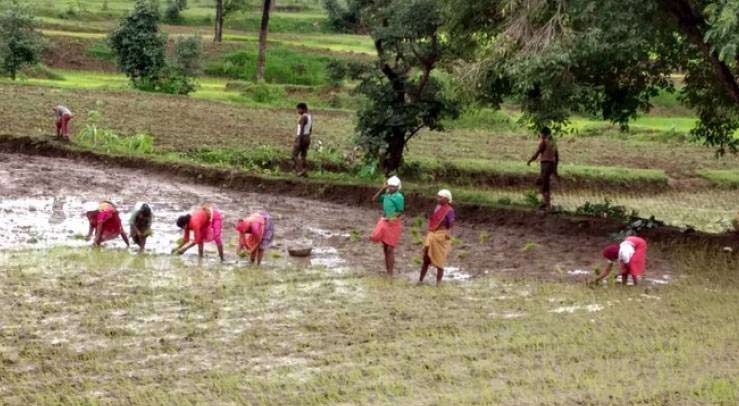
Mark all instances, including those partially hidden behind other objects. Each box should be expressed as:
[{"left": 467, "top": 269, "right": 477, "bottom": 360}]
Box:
[{"left": 34, "top": 0, "right": 330, "bottom": 33}]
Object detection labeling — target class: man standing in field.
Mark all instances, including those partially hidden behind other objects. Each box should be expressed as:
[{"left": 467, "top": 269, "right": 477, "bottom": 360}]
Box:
[
  {"left": 292, "top": 102, "right": 312, "bottom": 176},
  {"left": 527, "top": 127, "right": 559, "bottom": 211}
]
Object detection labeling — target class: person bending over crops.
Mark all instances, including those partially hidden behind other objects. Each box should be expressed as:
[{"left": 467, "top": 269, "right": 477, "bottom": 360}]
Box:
[
  {"left": 53, "top": 105, "right": 74, "bottom": 140},
  {"left": 591, "top": 236, "right": 648, "bottom": 286},
  {"left": 527, "top": 127, "right": 559, "bottom": 211},
  {"left": 129, "top": 202, "right": 153, "bottom": 252},
  {"left": 292, "top": 102, "right": 313, "bottom": 177},
  {"left": 172, "top": 204, "right": 224, "bottom": 261},
  {"left": 84, "top": 201, "right": 130, "bottom": 248},
  {"left": 370, "top": 176, "right": 405, "bottom": 276},
  {"left": 419, "top": 190, "right": 456, "bottom": 285},
  {"left": 235, "top": 211, "right": 274, "bottom": 266}
]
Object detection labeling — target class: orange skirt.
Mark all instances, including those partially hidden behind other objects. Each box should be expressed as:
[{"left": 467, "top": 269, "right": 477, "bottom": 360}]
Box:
[{"left": 370, "top": 218, "right": 403, "bottom": 247}]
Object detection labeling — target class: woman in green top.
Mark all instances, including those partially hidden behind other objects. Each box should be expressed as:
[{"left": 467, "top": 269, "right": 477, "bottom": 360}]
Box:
[{"left": 370, "top": 176, "right": 405, "bottom": 275}]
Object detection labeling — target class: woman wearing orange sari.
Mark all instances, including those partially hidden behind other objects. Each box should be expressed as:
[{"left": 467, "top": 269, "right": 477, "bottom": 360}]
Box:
[
  {"left": 419, "top": 190, "right": 455, "bottom": 285},
  {"left": 172, "top": 205, "right": 225, "bottom": 261}
]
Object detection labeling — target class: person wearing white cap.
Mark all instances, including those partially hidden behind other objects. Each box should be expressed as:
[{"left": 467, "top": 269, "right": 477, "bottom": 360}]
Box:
[
  {"left": 419, "top": 189, "right": 456, "bottom": 285},
  {"left": 84, "top": 201, "right": 130, "bottom": 248},
  {"left": 370, "top": 176, "right": 405, "bottom": 275}
]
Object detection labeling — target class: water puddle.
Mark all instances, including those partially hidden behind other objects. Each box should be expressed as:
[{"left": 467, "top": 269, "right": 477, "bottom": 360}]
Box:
[
  {"left": 489, "top": 311, "right": 527, "bottom": 319},
  {"left": 550, "top": 304, "right": 604, "bottom": 314},
  {"left": 444, "top": 266, "right": 472, "bottom": 281}
]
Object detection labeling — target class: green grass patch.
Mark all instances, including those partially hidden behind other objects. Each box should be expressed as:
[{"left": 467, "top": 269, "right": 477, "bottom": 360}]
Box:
[
  {"left": 408, "top": 158, "right": 668, "bottom": 187},
  {"left": 205, "top": 44, "right": 337, "bottom": 86},
  {"left": 698, "top": 169, "right": 739, "bottom": 188},
  {"left": 85, "top": 40, "right": 115, "bottom": 61}
]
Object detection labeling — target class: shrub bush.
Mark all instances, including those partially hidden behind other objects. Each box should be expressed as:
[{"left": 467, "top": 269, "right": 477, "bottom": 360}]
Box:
[
  {"left": 74, "top": 111, "right": 155, "bottom": 154},
  {"left": 164, "top": 0, "right": 187, "bottom": 23}
]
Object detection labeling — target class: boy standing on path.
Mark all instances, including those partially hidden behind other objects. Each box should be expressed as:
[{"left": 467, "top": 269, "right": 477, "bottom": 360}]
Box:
[
  {"left": 292, "top": 102, "right": 312, "bottom": 176},
  {"left": 527, "top": 127, "right": 559, "bottom": 211}
]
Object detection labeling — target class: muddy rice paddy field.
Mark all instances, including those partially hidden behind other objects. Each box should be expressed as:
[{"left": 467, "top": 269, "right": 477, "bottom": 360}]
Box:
[{"left": 1, "top": 153, "right": 737, "bottom": 404}]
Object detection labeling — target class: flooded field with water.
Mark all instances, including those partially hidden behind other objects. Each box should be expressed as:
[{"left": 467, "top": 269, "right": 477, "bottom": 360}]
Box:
[{"left": 1, "top": 153, "right": 737, "bottom": 404}]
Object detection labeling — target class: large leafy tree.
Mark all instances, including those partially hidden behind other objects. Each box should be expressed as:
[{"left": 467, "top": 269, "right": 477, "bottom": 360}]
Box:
[
  {"left": 0, "top": 0, "right": 43, "bottom": 80},
  {"left": 352, "top": 0, "right": 459, "bottom": 173},
  {"left": 447, "top": 0, "right": 739, "bottom": 154},
  {"left": 109, "top": 0, "right": 167, "bottom": 85}
]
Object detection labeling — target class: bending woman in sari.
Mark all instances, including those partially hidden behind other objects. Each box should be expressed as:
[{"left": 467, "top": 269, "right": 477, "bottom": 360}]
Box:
[
  {"left": 84, "top": 201, "right": 130, "bottom": 248},
  {"left": 591, "top": 236, "right": 648, "bottom": 286},
  {"left": 172, "top": 204, "right": 225, "bottom": 261},
  {"left": 236, "top": 211, "right": 274, "bottom": 266},
  {"left": 370, "top": 176, "right": 404, "bottom": 276},
  {"left": 129, "top": 202, "right": 153, "bottom": 252},
  {"left": 419, "top": 190, "right": 455, "bottom": 285}
]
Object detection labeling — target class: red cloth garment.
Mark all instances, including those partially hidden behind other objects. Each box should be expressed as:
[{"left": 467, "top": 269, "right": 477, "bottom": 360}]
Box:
[
  {"left": 56, "top": 113, "right": 72, "bottom": 138},
  {"left": 620, "top": 236, "right": 647, "bottom": 277},
  {"left": 183, "top": 207, "right": 223, "bottom": 247},
  {"left": 370, "top": 218, "right": 403, "bottom": 247},
  {"left": 183, "top": 207, "right": 209, "bottom": 244},
  {"left": 602, "top": 244, "right": 619, "bottom": 261},
  {"left": 428, "top": 203, "right": 453, "bottom": 231},
  {"left": 236, "top": 213, "right": 265, "bottom": 253},
  {"left": 88, "top": 203, "right": 123, "bottom": 242}
]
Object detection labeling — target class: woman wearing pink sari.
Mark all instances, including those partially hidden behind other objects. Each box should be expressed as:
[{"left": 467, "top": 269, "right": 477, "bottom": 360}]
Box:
[
  {"left": 236, "top": 211, "right": 274, "bottom": 266},
  {"left": 172, "top": 205, "right": 225, "bottom": 261},
  {"left": 592, "top": 236, "right": 648, "bottom": 285},
  {"left": 84, "top": 201, "right": 130, "bottom": 247}
]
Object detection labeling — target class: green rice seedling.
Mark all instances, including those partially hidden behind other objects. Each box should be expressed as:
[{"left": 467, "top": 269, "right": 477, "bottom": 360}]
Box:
[{"left": 521, "top": 241, "right": 539, "bottom": 252}]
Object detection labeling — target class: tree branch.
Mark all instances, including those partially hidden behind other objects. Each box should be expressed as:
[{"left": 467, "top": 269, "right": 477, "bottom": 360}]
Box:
[
  {"left": 657, "top": 0, "right": 739, "bottom": 105},
  {"left": 414, "top": 35, "right": 439, "bottom": 99},
  {"left": 405, "top": 124, "right": 425, "bottom": 142}
]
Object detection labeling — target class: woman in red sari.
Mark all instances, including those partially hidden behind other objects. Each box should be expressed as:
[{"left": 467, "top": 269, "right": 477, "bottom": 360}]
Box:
[
  {"left": 592, "top": 236, "right": 648, "bottom": 286},
  {"left": 84, "top": 201, "right": 130, "bottom": 247},
  {"left": 419, "top": 189, "right": 455, "bottom": 285},
  {"left": 235, "top": 211, "right": 273, "bottom": 266},
  {"left": 172, "top": 205, "right": 225, "bottom": 261}
]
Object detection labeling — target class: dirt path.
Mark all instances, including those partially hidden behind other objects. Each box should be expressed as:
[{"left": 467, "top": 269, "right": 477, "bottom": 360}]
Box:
[{"left": 0, "top": 153, "right": 674, "bottom": 283}]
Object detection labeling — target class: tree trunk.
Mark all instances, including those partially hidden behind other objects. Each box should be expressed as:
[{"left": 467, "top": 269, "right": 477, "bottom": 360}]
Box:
[
  {"left": 256, "top": 0, "right": 272, "bottom": 81},
  {"left": 382, "top": 129, "right": 406, "bottom": 175},
  {"left": 214, "top": 0, "right": 224, "bottom": 43}
]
